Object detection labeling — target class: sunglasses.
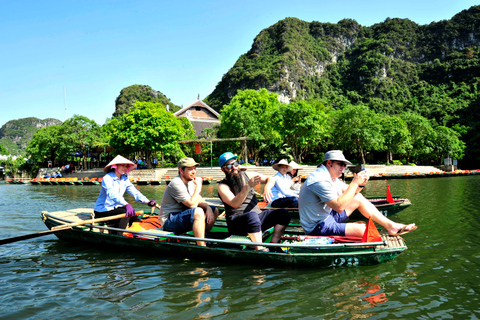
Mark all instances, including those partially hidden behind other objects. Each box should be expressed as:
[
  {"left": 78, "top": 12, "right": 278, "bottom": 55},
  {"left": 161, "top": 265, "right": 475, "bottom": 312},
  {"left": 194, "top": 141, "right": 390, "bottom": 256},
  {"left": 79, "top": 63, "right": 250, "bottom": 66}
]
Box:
[
  {"left": 334, "top": 161, "right": 346, "bottom": 167},
  {"left": 224, "top": 162, "right": 239, "bottom": 170}
]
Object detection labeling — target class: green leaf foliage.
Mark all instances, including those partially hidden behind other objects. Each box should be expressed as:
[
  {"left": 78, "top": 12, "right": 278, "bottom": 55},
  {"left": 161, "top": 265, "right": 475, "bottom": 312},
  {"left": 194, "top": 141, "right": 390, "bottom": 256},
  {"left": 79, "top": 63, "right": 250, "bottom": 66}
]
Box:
[
  {"left": 205, "top": 5, "right": 480, "bottom": 166},
  {"left": 107, "top": 101, "right": 189, "bottom": 166},
  {"left": 332, "top": 104, "right": 384, "bottom": 164}
]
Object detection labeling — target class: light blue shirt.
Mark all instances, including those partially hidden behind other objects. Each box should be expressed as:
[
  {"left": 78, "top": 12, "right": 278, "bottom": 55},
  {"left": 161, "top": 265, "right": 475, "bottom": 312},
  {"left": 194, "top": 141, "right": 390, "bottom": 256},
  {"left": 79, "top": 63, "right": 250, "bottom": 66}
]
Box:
[
  {"left": 271, "top": 172, "right": 299, "bottom": 201},
  {"left": 298, "top": 165, "right": 346, "bottom": 233},
  {"left": 94, "top": 171, "right": 149, "bottom": 212}
]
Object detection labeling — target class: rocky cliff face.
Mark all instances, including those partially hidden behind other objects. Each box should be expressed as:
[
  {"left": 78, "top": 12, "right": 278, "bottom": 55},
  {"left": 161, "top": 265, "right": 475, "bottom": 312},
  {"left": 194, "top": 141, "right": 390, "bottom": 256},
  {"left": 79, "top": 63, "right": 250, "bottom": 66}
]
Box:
[
  {"left": 0, "top": 117, "right": 62, "bottom": 155},
  {"left": 113, "top": 84, "right": 181, "bottom": 118},
  {"left": 205, "top": 6, "right": 480, "bottom": 111}
]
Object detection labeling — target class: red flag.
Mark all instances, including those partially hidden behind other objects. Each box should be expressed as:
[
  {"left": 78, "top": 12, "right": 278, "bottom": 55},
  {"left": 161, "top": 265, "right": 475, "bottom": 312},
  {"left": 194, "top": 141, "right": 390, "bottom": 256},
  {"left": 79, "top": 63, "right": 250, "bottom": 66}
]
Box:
[
  {"left": 362, "top": 217, "right": 382, "bottom": 242},
  {"left": 386, "top": 185, "right": 394, "bottom": 203}
]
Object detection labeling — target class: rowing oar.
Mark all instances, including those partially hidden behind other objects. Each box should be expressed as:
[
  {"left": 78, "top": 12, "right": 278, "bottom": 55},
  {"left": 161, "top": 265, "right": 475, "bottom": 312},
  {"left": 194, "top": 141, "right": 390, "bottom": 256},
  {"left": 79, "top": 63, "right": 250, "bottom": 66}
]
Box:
[{"left": 0, "top": 211, "right": 144, "bottom": 245}]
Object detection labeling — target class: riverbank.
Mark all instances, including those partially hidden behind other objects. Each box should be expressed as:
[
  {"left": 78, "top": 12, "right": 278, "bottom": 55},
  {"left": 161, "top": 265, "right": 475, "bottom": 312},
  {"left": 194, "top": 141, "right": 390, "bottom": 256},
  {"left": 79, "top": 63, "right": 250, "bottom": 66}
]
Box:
[{"left": 4, "top": 164, "right": 480, "bottom": 185}]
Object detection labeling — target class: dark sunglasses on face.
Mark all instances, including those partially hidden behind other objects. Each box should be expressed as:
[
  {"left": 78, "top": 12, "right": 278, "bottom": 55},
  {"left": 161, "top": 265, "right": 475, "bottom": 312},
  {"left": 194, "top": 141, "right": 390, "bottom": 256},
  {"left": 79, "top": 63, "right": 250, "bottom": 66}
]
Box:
[
  {"left": 334, "top": 161, "right": 346, "bottom": 167},
  {"left": 224, "top": 162, "right": 239, "bottom": 170}
]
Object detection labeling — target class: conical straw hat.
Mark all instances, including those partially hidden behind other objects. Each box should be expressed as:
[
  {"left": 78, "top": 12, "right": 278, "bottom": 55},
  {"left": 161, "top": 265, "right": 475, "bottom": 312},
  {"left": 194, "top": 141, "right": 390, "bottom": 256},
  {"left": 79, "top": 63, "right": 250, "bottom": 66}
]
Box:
[
  {"left": 272, "top": 159, "right": 293, "bottom": 171},
  {"left": 288, "top": 161, "right": 303, "bottom": 170},
  {"left": 104, "top": 155, "right": 137, "bottom": 173}
]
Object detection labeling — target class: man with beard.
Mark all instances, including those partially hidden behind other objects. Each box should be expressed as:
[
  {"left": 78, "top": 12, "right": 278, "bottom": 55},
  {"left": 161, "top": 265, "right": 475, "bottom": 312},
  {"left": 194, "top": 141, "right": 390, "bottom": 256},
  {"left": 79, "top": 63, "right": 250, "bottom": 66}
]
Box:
[
  {"left": 160, "top": 157, "right": 219, "bottom": 246},
  {"left": 217, "top": 152, "right": 291, "bottom": 252},
  {"left": 299, "top": 150, "right": 417, "bottom": 237}
]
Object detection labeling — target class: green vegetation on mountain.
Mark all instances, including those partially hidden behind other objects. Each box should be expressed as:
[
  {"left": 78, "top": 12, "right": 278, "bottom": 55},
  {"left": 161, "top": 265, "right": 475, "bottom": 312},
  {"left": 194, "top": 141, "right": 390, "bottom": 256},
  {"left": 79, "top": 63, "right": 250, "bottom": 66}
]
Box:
[
  {"left": 113, "top": 84, "right": 181, "bottom": 118},
  {"left": 206, "top": 5, "right": 480, "bottom": 166},
  {"left": 0, "top": 117, "right": 62, "bottom": 155}
]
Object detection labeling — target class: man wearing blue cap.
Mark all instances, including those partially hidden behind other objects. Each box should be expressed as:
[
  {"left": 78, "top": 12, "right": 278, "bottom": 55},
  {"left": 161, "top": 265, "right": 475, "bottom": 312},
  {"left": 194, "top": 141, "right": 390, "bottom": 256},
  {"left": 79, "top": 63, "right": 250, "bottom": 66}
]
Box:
[
  {"left": 299, "top": 150, "right": 417, "bottom": 237},
  {"left": 217, "top": 152, "right": 291, "bottom": 251}
]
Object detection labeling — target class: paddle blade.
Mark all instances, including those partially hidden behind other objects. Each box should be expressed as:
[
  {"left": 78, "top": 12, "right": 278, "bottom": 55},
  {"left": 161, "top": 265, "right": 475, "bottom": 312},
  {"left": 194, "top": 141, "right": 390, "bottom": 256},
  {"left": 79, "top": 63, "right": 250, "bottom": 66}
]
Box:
[
  {"left": 386, "top": 185, "right": 394, "bottom": 203},
  {"left": 362, "top": 217, "right": 382, "bottom": 242}
]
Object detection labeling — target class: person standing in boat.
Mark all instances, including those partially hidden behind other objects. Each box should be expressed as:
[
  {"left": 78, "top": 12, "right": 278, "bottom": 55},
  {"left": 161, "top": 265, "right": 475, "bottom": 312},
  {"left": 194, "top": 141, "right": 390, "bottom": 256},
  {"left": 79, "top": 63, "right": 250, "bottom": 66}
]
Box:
[
  {"left": 269, "top": 159, "right": 299, "bottom": 208},
  {"left": 299, "top": 150, "right": 417, "bottom": 237},
  {"left": 160, "top": 157, "right": 219, "bottom": 246},
  {"left": 94, "top": 155, "right": 157, "bottom": 235},
  {"left": 217, "top": 152, "right": 291, "bottom": 252}
]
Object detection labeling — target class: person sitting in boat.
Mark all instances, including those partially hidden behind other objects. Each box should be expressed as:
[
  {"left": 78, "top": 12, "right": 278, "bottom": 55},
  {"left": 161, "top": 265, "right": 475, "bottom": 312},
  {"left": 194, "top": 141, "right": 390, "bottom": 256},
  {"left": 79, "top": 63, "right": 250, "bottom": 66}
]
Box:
[
  {"left": 270, "top": 159, "right": 299, "bottom": 208},
  {"left": 299, "top": 150, "right": 417, "bottom": 238},
  {"left": 160, "top": 157, "right": 219, "bottom": 246},
  {"left": 288, "top": 160, "right": 303, "bottom": 191},
  {"left": 217, "top": 152, "right": 291, "bottom": 252},
  {"left": 94, "top": 155, "right": 157, "bottom": 235}
]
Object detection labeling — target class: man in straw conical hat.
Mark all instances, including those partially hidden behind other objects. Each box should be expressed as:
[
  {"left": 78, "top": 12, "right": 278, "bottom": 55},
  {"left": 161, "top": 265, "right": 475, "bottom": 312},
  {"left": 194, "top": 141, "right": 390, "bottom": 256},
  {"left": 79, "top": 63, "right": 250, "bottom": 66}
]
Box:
[
  {"left": 270, "top": 159, "right": 299, "bottom": 208},
  {"left": 299, "top": 150, "right": 417, "bottom": 238},
  {"left": 94, "top": 155, "right": 157, "bottom": 234}
]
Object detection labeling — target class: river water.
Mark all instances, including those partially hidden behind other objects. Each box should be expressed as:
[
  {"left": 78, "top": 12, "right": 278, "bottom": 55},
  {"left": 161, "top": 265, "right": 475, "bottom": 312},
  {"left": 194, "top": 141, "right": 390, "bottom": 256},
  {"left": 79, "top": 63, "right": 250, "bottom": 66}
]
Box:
[{"left": 0, "top": 176, "right": 479, "bottom": 319}]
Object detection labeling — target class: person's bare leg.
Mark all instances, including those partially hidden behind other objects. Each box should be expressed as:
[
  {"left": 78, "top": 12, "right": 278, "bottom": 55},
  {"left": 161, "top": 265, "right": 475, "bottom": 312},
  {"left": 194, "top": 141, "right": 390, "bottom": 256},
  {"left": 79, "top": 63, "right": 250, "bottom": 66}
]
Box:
[
  {"left": 192, "top": 208, "right": 206, "bottom": 246},
  {"left": 346, "top": 194, "right": 416, "bottom": 236},
  {"left": 248, "top": 231, "right": 264, "bottom": 250},
  {"left": 271, "top": 224, "right": 287, "bottom": 243}
]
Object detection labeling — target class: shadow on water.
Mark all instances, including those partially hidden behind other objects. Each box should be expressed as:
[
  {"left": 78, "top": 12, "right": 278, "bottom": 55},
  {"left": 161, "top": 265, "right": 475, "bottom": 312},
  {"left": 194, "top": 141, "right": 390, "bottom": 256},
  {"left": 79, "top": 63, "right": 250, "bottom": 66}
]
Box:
[{"left": 1, "top": 177, "right": 480, "bottom": 318}]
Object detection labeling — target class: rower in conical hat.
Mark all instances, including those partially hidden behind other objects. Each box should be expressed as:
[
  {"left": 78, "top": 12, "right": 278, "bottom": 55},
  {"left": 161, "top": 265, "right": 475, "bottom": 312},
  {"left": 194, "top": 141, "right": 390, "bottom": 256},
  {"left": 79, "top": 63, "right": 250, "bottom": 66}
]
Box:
[{"left": 94, "top": 154, "right": 156, "bottom": 235}]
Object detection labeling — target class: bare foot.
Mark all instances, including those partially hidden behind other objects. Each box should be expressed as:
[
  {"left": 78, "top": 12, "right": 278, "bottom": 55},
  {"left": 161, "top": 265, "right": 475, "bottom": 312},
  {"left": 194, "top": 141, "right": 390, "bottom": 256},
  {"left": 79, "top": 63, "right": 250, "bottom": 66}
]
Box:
[{"left": 388, "top": 223, "right": 417, "bottom": 236}]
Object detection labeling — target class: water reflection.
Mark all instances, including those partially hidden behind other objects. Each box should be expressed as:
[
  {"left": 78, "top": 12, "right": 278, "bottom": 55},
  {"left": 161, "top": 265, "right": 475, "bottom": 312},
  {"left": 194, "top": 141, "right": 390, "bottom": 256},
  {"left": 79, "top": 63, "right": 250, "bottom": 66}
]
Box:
[{"left": 358, "top": 277, "right": 388, "bottom": 306}]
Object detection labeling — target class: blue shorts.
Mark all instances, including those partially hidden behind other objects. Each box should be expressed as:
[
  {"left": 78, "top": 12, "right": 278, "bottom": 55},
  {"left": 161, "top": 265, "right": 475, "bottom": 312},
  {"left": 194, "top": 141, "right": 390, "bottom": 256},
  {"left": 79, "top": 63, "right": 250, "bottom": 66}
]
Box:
[
  {"left": 309, "top": 210, "right": 349, "bottom": 236},
  {"left": 163, "top": 205, "right": 216, "bottom": 234}
]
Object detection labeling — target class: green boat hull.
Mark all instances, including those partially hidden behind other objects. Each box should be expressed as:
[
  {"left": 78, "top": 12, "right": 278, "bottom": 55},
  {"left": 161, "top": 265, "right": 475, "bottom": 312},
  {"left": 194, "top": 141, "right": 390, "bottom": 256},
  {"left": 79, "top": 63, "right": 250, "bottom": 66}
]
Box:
[{"left": 42, "top": 210, "right": 407, "bottom": 268}]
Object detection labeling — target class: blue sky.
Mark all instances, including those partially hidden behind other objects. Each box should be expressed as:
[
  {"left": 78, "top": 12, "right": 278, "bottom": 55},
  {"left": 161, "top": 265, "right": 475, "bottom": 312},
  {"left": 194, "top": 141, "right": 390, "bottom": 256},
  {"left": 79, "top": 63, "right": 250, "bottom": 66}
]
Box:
[{"left": 1, "top": 0, "right": 477, "bottom": 127}]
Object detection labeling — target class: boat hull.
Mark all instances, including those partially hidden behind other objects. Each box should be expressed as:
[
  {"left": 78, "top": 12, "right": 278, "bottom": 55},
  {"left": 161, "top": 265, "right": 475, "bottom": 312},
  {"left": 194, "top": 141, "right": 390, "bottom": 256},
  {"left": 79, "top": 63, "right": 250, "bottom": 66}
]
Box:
[{"left": 41, "top": 209, "right": 407, "bottom": 268}]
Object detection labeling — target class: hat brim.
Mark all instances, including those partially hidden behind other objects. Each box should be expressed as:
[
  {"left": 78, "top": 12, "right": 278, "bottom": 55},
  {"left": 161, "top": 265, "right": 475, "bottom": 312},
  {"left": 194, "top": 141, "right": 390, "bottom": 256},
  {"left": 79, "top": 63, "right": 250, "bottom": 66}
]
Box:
[
  {"left": 273, "top": 163, "right": 293, "bottom": 171},
  {"left": 104, "top": 155, "right": 137, "bottom": 173}
]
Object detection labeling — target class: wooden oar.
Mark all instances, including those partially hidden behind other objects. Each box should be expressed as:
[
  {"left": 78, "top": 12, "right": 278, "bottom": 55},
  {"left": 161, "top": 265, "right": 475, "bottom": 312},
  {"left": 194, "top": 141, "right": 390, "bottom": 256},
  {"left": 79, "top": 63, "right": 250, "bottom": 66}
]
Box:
[{"left": 0, "top": 210, "right": 144, "bottom": 245}]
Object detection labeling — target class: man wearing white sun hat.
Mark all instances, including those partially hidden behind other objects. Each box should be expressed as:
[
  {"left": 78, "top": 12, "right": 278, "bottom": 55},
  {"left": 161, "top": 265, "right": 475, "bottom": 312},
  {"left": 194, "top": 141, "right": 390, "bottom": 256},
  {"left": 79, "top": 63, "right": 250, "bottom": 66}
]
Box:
[{"left": 299, "top": 150, "right": 417, "bottom": 237}]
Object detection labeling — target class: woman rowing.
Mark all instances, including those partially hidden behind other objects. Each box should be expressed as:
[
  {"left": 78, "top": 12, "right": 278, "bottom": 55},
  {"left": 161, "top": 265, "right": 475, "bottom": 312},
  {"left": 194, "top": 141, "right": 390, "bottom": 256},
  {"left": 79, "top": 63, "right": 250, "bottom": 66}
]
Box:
[{"left": 94, "top": 155, "right": 157, "bottom": 234}]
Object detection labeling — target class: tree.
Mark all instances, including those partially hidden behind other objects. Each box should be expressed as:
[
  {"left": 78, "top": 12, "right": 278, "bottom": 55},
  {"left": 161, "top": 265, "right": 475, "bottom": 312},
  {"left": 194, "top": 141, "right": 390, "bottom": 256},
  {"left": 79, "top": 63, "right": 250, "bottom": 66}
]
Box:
[
  {"left": 380, "top": 115, "right": 411, "bottom": 164},
  {"left": 59, "top": 115, "right": 103, "bottom": 169},
  {"left": 332, "top": 104, "right": 384, "bottom": 164},
  {"left": 217, "top": 89, "right": 281, "bottom": 161},
  {"left": 274, "top": 100, "right": 331, "bottom": 163},
  {"left": 432, "top": 125, "right": 466, "bottom": 163},
  {"left": 107, "top": 102, "right": 191, "bottom": 167},
  {"left": 399, "top": 112, "right": 436, "bottom": 163},
  {"left": 0, "top": 144, "right": 8, "bottom": 155},
  {"left": 25, "top": 125, "right": 62, "bottom": 166}
]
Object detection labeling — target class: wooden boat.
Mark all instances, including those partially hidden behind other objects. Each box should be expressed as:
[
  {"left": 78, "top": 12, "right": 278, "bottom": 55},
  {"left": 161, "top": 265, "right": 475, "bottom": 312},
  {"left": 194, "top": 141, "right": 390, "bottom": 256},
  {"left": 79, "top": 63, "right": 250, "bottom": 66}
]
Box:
[
  {"left": 150, "top": 180, "right": 162, "bottom": 185},
  {"left": 136, "top": 180, "right": 150, "bottom": 185},
  {"left": 205, "top": 196, "right": 411, "bottom": 219},
  {"left": 41, "top": 208, "right": 407, "bottom": 268},
  {"left": 352, "top": 197, "right": 412, "bottom": 219}
]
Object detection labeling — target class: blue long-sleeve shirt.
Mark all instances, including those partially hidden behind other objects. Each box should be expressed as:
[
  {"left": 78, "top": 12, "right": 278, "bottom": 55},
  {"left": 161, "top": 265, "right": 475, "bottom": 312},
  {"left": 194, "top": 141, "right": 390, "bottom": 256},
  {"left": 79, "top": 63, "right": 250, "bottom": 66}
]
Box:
[
  {"left": 271, "top": 172, "right": 299, "bottom": 201},
  {"left": 94, "top": 172, "right": 149, "bottom": 212}
]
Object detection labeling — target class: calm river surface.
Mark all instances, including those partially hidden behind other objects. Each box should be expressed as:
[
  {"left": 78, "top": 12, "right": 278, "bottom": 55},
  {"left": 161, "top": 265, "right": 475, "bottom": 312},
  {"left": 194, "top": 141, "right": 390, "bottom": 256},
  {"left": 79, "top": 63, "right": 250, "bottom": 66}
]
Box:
[{"left": 1, "top": 176, "right": 479, "bottom": 319}]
